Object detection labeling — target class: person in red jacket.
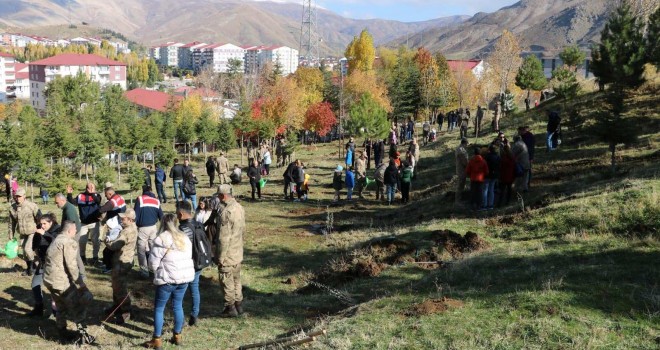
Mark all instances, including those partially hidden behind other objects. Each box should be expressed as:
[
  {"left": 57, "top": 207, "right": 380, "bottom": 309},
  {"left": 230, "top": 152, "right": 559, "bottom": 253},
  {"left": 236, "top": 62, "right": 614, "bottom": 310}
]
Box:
[
  {"left": 465, "top": 147, "right": 489, "bottom": 211},
  {"left": 498, "top": 144, "right": 516, "bottom": 207}
]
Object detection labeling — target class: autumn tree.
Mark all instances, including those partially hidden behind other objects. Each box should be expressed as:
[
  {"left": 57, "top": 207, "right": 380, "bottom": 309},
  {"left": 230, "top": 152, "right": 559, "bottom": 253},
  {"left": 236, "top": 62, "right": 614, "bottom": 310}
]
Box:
[
  {"left": 345, "top": 29, "right": 376, "bottom": 73},
  {"left": 515, "top": 55, "right": 547, "bottom": 110},
  {"left": 435, "top": 52, "right": 456, "bottom": 113},
  {"left": 414, "top": 47, "right": 441, "bottom": 121},
  {"left": 303, "top": 102, "right": 337, "bottom": 138},
  {"left": 344, "top": 70, "right": 392, "bottom": 113},
  {"left": 451, "top": 67, "right": 478, "bottom": 109}
]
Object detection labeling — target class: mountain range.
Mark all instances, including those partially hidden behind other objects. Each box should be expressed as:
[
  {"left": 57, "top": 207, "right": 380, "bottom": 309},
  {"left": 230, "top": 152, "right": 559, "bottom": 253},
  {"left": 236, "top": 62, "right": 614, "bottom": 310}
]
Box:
[
  {"left": 0, "top": 0, "right": 613, "bottom": 58},
  {"left": 0, "top": 0, "right": 466, "bottom": 54}
]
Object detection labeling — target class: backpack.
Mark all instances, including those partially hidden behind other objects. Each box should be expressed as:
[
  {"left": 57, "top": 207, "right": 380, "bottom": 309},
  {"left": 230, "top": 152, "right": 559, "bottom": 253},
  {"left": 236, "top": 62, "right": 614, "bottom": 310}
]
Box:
[
  {"left": 190, "top": 221, "right": 212, "bottom": 270},
  {"left": 183, "top": 180, "right": 196, "bottom": 196}
]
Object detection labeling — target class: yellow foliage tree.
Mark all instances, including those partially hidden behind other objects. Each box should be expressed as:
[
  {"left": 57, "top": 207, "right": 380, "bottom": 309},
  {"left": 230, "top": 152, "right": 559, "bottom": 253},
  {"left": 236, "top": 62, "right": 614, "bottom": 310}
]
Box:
[
  {"left": 345, "top": 29, "right": 376, "bottom": 73},
  {"left": 344, "top": 70, "right": 392, "bottom": 113}
]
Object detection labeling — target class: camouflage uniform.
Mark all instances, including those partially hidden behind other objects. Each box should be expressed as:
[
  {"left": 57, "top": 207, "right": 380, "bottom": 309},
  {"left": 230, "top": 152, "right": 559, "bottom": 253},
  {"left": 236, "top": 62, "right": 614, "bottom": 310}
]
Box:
[
  {"left": 455, "top": 144, "right": 469, "bottom": 204},
  {"left": 9, "top": 199, "right": 41, "bottom": 262},
  {"left": 216, "top": 198, "right": 245, "bottom": 306},
  {"left": 43, "top": 234, "right": 89, "bottom": 329},
  {"left": 106, "top": 223, "right": 138, "bottom": 315},
  {"left": 217, "top": 156, "right": 229, "bottom": 185}
]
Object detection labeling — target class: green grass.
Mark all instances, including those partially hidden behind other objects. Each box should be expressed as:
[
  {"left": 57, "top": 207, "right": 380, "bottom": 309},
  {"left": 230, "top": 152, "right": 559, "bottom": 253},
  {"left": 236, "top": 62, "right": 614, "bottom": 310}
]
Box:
[{"left": 0, "top": 90, "right": 658, "bottom": 349}]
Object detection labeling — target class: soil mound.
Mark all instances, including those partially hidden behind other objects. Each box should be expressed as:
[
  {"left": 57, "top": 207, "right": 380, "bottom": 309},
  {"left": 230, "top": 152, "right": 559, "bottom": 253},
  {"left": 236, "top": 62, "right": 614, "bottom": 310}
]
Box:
[
  {"left": 433, "top": 230, "right": 489, "bottom": 258},
  {"left": 405, "top": 297, "right": 464, "bottom": 316}
]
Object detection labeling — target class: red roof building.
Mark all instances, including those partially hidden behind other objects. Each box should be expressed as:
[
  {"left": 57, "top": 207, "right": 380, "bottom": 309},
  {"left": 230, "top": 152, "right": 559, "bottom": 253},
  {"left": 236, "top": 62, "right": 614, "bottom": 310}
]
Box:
[
  {"left": 124, "top": 88, "right": 183, "bottom": 113},
  {"left": 446, "top": 59, "right": 485, "bottom": 79}
]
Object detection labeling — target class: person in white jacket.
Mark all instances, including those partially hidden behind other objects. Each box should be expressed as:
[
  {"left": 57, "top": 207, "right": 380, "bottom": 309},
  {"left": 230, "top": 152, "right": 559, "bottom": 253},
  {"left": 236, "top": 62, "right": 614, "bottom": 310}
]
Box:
[{"left": 144, "top": 214, "right": 194, "bottom": 349}]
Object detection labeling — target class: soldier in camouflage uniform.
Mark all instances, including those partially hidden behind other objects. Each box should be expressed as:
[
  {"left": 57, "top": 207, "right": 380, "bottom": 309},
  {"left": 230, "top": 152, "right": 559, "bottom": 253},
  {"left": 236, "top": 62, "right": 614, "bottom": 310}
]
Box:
[
  {"left": 104, "top": 208, "right": 138, "bottom": 324},
  {"left": 215, "top": 184, "right": 245, "bottom": 318},
  {"left": 43, "top": 221, "right": 94, "bottom": 344},
  {"left": 9, "top": 188, "right": 42, "bottom": 276}
]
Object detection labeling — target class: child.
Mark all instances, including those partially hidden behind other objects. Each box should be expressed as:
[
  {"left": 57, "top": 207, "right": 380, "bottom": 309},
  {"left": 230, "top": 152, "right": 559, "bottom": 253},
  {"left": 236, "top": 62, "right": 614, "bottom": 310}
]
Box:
[
  {"left": 345, "top": 167, "right": 355, "bottom": 201},
  {"left": 101, "top": 216, "right": 122, "bottom": 273},
  {"left": 332, "top": 165, "right": 343, "bottom": 202}
]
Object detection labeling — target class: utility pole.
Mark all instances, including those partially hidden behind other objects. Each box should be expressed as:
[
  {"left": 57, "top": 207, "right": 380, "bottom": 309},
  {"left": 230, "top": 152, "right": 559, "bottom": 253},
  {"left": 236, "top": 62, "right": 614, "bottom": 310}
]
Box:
[{"left": 300, "top": 0, "right": 321, "bottom": 67}]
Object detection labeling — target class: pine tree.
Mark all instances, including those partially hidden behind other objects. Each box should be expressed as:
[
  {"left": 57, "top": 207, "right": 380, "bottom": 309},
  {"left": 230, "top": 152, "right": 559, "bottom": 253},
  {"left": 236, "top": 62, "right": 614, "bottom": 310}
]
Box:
[
  {"left": 389, "top": 50, "right": 421, "bottom": 120},
  {"left": 550, "top": 67, "right": 580, "bottom": 102},
  {"left": 559, "top": 46, "right": 586, "bottom": 71},
  {"left": 346, "top": 93, "right": 389, "bottom": 139},
  {"left": 195, "top": 108, "right": 218, "bottom": 156},
  {"left": 590, "top": 3, "right": 648, "bottom": 172},
  {"left": 647, "top": 6, "right": 660, "bottom": 67},
  {"left": 515, "top": 55, "right": 547, "bottom": 110},
  {"left": 216, "top": 120, "right": 236, "bottom": 153}
]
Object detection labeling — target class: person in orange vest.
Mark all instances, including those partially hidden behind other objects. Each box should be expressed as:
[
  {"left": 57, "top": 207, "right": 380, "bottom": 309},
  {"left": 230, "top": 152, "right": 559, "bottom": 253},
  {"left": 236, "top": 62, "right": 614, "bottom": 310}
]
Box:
[
  {"left": 465, "top": 147, "right": 489, "bottom": 211},
  {"left": 134, "top": 185, "right": 163, "bottom": 279}
]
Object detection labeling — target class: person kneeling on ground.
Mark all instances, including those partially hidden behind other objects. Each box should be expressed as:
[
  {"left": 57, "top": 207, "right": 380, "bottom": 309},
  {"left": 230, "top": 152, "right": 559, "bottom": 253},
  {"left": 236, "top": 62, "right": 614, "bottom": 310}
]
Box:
[{"left": 230, "top": 164, "right": 242, "bottom": 185}]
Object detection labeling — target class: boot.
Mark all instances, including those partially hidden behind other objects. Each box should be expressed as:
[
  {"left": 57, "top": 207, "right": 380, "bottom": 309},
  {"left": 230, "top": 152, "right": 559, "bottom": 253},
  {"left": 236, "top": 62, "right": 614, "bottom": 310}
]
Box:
[
  {"left": 22, "top": 261, "right": 34, "bottom": 276},
  {"left": 234, "top": 301, "right": 244, "bottom": 315},
  {"left": 58, "top": 328, "right": 78, "bottom": 344},
  {"left": 220, "top": 304, "right": 238, "bottom": 318},
  {"left": 170, "top": 333, "right": 182, "bottom": 346},
  {"left": 75, "top": 324, "right": 96, "bottom": 345},
  {"left": 144, "top": 337, "right": 162, "bottom": 349},
  {"left": 188, "top": 315, "right": 197, "bottom": 326},
  {"left": 26, "top": 303, "right": 44, "bottom": 317}
]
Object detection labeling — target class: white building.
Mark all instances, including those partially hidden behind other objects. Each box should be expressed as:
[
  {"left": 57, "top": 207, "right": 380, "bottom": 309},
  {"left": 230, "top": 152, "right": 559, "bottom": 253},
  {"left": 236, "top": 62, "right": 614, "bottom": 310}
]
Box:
[
  {"left": 159, "top": 42, "right": 184, "bottom": 67},
  {"left": 0, "top": 52, "right": 16, "bottom": 103},
  {"left": 193, "top": 43, "right": 245, "bottom": 73},
  {"left": 28, "top": 53, "right": 127, "bottom": 112},
  {"left": 11, "top": 63, "right": 29, "bottom": 99},
  {"left": 243, "top": 45, "right": 299, "bottom": 76}
]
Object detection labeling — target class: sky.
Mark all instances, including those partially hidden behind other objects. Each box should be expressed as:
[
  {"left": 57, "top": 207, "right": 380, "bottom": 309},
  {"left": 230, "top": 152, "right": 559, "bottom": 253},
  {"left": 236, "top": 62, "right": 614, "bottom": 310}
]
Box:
[{"left": 314, "top": 0, "right": 519, "bottom": 22}]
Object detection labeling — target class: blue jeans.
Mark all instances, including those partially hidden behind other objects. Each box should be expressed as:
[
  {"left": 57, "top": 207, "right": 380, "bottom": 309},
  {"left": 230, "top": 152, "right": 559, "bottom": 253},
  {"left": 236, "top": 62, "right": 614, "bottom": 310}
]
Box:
[
  {"left": 173, "top": 180, "right": 183, "bottom": 202},
  {"left": 188, "top": 270, "right": 201, "bottom": 318},
  {"left": 482, "top": 179, "right": 497, "bottom": 208},
  {"left": 386, "top": 184, "right": 397, "bottom": 203},
  {"left": 153, "top": 283, "right": 188, "bottom": 337},
  {"left": 546, "top": 131, "right": 554, "bottom": 150},
  {"left": 156, "top": 183, "right": 167, "bottom": 203},
  {"left": 184, "top": 193, "right": 197, "bottom": 211},
  {"left": 347, "top": 187, "right": 353, "bottom": 200}
]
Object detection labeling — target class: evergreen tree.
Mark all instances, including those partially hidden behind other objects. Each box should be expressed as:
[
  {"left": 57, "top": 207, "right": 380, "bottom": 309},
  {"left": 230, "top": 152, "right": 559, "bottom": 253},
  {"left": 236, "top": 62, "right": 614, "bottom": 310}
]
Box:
[
  {"left": 647, "top": 6, "right": 660, "bottom": 67},
  {"left": 590, "top": 3, "right": 648, "bottom": 172},
  {"left": 12, "top": 106, "right": 45, "bottom": 186},
  {"left": 195, "top": 109, "right": 218, "bottom": 155},
  {"left": 515, "top": 55, "right": 547, "bottom": 109},
  {"left": 559, "top": 45, "right": 586, "bottom": 71},
  {"left": 216, "top": 120, "right": 236, "bottom": 153},
  {"left": 346, "top": 93, "right": 389, "bottom": 139},
  {"left": 389, "top": 50, "right": 421, "bottom": 120},
  {"left": 551, "top": 67, "right": 580, "bottom": 102}
]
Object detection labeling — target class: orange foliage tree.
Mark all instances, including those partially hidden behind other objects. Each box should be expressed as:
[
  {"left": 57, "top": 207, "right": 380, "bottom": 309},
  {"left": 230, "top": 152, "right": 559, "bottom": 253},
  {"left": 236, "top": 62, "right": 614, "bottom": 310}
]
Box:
[{"left": 303, "top": 102, "right": 337, "bottom": 137}]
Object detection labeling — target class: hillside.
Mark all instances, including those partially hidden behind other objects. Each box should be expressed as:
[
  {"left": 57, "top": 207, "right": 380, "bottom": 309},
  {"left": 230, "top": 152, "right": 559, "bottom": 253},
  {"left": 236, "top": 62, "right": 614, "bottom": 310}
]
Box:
[
  {"left": 390, "top": 0, "right": 612, "bottom": 58},
  {"left": 0, "top": 88, "right": 657, "bottom": 348},
  {"left": 0, "top": 0, "right": 466, "bottom": 54}
]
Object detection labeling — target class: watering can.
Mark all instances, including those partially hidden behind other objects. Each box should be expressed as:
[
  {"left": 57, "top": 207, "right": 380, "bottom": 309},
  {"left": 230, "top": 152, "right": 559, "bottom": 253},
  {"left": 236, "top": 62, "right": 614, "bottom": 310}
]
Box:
[
  {"left": 259, "top": 178, "right": 267, "bottom": 189},
  {"left": 364, "top": 177, "right": 375, "bottom": 187}
]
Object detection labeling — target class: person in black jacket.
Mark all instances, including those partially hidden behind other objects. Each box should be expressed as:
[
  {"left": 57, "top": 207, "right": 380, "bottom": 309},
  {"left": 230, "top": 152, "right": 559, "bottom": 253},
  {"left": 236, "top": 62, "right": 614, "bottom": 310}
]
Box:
[
  {"left": 66, "top": 183, "right": 102, "bottom": 264},
  {"left": 183, "top": 169, "right": 199, "bottom": 210},
  {"left": 384, "top": 160, "right": 400, "bottom": 205},
  {"left": 206, "top": 157, "right": 217, "bottom": 188},
  {"left": 483, "top": 145, "right": 501, "bottom": 210},
  {"left": 247, "top": 159, "right": 261, "bottom": 200},
  {"left": 292, "top": 160, "right": 305, "bottom": 201},
  {"left": 546, "top": 111, "right": 561, "bottom": 151},
  {"left": 363, "top": 138, "right": 373, "bottom": 170},
  {"left": 27, "top": 213, "right": 60, "bottom": 317},
  {"left": 170, "top": 159, "right": 186, "bottom": 203},
  {"left": 143, "top": 165, "right": 152, "bottom": 189},
  {"left": 374, "top": 139, "right": 384, "bottom": 167},
  {"left": 283, "top": 161, "right": 296, "bottom": 200}
]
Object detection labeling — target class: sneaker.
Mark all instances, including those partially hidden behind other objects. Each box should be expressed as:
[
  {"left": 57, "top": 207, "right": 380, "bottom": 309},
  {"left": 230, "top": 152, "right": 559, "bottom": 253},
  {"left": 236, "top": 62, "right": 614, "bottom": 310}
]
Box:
[
  {"left": 102, "top": 267, "right": 112, "bottom": 274},
  {"left": 293, "top": 199, "right": 300, "bottom": 202}
]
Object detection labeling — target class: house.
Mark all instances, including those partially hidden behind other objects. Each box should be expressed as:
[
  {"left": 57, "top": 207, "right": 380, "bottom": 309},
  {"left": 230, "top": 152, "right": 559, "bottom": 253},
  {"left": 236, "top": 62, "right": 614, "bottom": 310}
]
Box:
[
  {"left": 192, "top": 43, "right": 245, "bottom": 73},
  {"left": 0, "top": 52, "right": 16, "bottom": 102},
  {"left": 521, "top": 51, "right": 593, "bottom": 79},
  {"left": 11, "top": 63, "right": 29, "bottom": 99},
  {"left": 28, "top": 53, "right": 127, "bottom": 111},
  {"left": 124, "top": 88, "right": 183, "bottom": 114},
  {"left": 177, "top": 42, "right": 207, "bottom": 70},
  {"left": 447, "top": 59, "right": 485, "bottom": 79}
]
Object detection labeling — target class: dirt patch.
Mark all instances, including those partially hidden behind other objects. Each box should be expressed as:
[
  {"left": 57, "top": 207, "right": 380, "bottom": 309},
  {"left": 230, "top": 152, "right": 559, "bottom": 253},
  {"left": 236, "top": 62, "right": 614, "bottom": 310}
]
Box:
[
  {"left": 354, "top": 260, "right": 385, "bottom": 277},
  {"left": 404, "top": 297, "right": 464, "bottom": 316},
  {"left": 432, "top": 230, "right": 490, "bottom": 258},
  {"left": 283, "top": 277, "right": 298, "bottom": 285},
  {"left": 288, "top": 208, "right": 326, "bottom": 216}
]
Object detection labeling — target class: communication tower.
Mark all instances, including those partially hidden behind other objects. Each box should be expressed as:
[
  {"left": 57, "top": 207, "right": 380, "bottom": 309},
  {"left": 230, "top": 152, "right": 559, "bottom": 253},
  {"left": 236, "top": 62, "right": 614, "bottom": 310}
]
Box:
[{"left": 299, "top": 0, "right": 321, "bottom": 66}]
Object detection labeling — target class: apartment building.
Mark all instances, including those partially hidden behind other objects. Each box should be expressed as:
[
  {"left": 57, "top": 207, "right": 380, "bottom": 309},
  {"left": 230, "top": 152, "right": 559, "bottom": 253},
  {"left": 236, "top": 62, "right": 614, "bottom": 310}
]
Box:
[
  {"left": 159, "top": 42, "right": 184, "bottom": 67},
  {"left": 177, "top": 42, "right": 207, "bottom": 70},
  {"left": 243, "top": 45, "right": 299, "bottom": 75},
  {"left": 0, "top": 52, "right": 16, "bottom": 102},
  {"left": 193, "top": 43, "right": 245, "bottom": 73}
]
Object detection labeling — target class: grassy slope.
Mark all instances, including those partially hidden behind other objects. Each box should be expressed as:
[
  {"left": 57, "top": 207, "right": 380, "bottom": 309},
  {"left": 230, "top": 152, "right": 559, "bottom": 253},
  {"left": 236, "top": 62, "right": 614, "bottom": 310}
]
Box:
[{"left": 0, "top": 90, "right": 658, "bottom": 349}]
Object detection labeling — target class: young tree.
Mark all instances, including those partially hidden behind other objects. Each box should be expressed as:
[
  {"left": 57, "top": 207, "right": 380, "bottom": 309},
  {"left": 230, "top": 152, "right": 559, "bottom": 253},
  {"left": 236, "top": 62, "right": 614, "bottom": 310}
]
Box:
[
  {"left": 346, "top": 93, "right": 389, "bottom": 139},
  {"left": 550, "top": 66, "right": 580, "bottom": 105},
  {"left": 451, "top": 67, "right": 478, "bottom": 109},
  {"left": 515, "top": 55, "right": 547, "bottom": 110},
  {"left": 216, "top": 119, "right": 236, "bottom": 153},
  {"left": 647, "top": 6, "right": 660, "bottom": 67},
  {"left": 559, "top": 46, "right": 587, "bottom": 72},
  {"left": 590, "top": 3, "right": 648, "bottom": 172},
  {"left": 389, "top": 50, "right": 421, "bottom": 120},
  {"left": 12, "top": 106, "right": 45, "bottom": 187},
  {"left": 303, "top": 102, "right": 337, "bottom": 138},
  {"left": 345, "top": 29, "right": 376, "bottom": 73},
  {"left": 487, "top": 30, "right": 523, "bottom": 95},
  {"left": 414, "top": 47, "right": 441, "bottom": 121}
]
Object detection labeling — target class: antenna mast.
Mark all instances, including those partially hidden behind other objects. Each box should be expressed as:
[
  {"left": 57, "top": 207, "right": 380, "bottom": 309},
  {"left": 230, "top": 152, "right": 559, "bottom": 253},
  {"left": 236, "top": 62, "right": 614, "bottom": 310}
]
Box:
[{"left": 300, "top": 0, "right": 320, "bottom": 67}]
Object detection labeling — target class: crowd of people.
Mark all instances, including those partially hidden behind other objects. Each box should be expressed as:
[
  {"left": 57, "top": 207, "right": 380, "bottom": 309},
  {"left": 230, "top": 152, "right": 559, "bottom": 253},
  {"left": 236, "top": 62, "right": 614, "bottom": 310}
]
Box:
[{"left": 6, "top": 175, "right": 246, "bottom": 346}]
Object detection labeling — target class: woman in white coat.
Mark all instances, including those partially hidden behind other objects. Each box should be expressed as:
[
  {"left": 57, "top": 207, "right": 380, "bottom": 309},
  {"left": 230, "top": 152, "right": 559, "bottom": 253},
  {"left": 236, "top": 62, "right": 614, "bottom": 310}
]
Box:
[{"left": 144, "top": 214, "right": 195, "bottom": 349}]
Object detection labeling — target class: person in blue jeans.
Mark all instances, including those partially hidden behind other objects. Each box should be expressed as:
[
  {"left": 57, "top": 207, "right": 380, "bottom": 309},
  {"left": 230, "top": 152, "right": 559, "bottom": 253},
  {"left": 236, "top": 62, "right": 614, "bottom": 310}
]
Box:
[
  {"left": 183, "top": 169, "right": 199, "bottom": 211},
  {"left": 154, "top": 164, "right": 167, "bottom": 203},
  {"left": 170, "top": 159, "right": 186, "bottom": 203},
  {"left": 175, "top": 200, "right": 203, "bottom": 326},
  {"left": 345, "top": 167, "right": 355, "bottom": 200},
  {"left": 144, "top": 214, "right": 195, "bottom": 349},
  {"left": 483, "top": 145, "right": 501, "bottom": 210},
  {"left": 384, "top": 160, "right": 399, "bottom": 205}
]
